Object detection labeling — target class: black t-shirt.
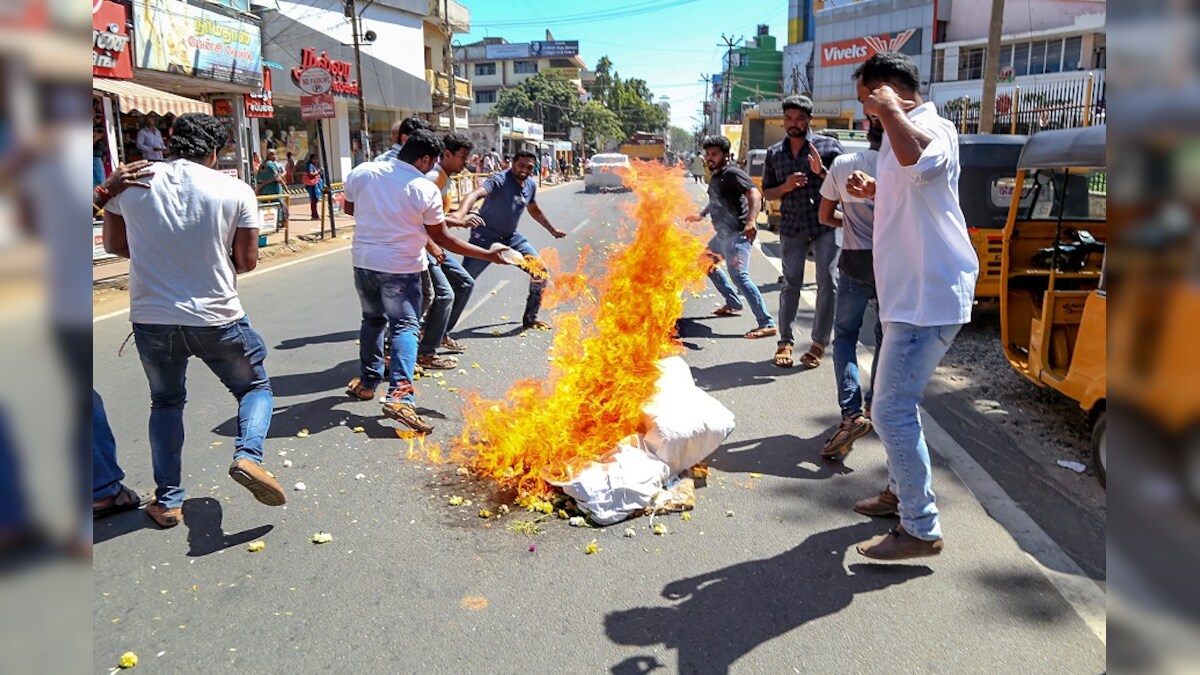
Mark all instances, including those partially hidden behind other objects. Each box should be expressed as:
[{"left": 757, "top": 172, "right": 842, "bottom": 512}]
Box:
[{"left": 707, "top": 164, "right": 756, "bottom": 234}]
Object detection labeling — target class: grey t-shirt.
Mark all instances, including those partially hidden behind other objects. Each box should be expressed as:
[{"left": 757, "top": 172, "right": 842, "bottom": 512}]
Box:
[
  {"left": 106, "top": 159, "right": 260, "bottom": 326},
  {"left": 820, "top": 149, "right": 878, "bottom": 284}
]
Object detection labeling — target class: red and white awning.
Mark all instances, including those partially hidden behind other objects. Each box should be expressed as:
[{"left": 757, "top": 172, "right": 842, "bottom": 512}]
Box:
[{"left": 92, "top": 78, "right": 212, "bottom": 116}]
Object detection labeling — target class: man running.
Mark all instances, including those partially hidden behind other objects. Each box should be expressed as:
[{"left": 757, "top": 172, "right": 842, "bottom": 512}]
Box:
[
  {"left": 343, "top": 130, "right": 514, "bottom": 434},
  {"left": 686, "top": 135, "right": 777, "bottom": 340},
  {"left": 103, "top": 113, "right": 286, "bottom": 528},
  {"left": 451, "top": 149, "right": 566, "bottom": 331}
]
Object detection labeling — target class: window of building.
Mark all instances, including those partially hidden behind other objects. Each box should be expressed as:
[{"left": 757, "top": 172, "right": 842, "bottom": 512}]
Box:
[
  {"left": 474, "top": 62, "right": 497, "bottom": 76},
  {"left": 931, "top": 50, "right": 945, "bottom": 82},
  {"left": 475, "top": 89, "right": 497, "bottom": 103},
  {"left": 1029, "top": 40, "right": 1048, "bottom": 75},
  {"left": 1012, "top": 42, "right": 1030, "bottom": 77},
  {"left": 999, "top": 44, "right": 1013, "bottom": 69},
  {"left": 1063, "top": 37, "right": 1083, "bottom": 70},
  {"left": 1045, "top": 40, "right": 1063, "bottom": 73},
  {"left": 1094, "top": 44, "right": 1105, "bottom": 70},
  {"left": 513, "top": 60, "right": 538, "bottom": 74},
  {"left": 957, "top": 47, "right": 985, "bottom": 81}
]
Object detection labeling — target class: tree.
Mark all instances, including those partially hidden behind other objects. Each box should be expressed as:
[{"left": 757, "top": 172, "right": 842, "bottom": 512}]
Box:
[
  {"left": 578, "top": 101, "right": 623, "bottom": 153},
  {"left": 669, "top": 126, "right": 693, "bottom": 153},
  {"left": 493, "top": 74, "right": 583, "bottom": 135},
  {"left": 590, "top": 56, "right": 614, "bottom": 107}
]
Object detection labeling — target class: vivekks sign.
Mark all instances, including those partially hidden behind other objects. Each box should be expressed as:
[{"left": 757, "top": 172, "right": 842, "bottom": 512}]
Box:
[{"left": 820, "top": 29, "right": 922, "bottom": 67}]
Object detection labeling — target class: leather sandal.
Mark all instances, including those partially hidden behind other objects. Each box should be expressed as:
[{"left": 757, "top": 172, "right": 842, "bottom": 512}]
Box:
[
  {"left": 382, "top": 401, "right": 434, "bottom": 435},
  {"left": 773, "top": 344, "right": 794, "bottom": 368},
  {"left": 799, "top": 343, "right": 825, "bottom": 369},
  {"left": 712, "top": 305, "right": 741, "bottom": 316},
  {"left": 146, "top": 502, "right": 182, "bottom": 528},
  {"left": 346, "top": 377, "right": 377, "bottom": 401},
  {"left": 744, "top": 326, "right": 778, "bottom": 340}
]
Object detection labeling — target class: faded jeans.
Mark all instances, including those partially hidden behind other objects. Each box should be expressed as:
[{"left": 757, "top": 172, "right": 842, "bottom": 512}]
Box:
[
  {"left": 420, "top": 252, "right": 474, "bottom": 355},
  {"left": 354, "top": 267, "right": 423, "bottom": 404},
  {"left": 461, "top": 230, "right": 546, "bottom": 326},
  {"left": 872, "top": 322, "right": 962, "bottom": 541},
  {"left": 706, "top": 229, "right": 775, "bottom": 329},
  {"left": 831, "top": 271, "right": 883, "bottom": 419},
  {"left": 133, "top": 317, "right": 274, "bottom": 509},
  {"left": 778, "top": 228, "right": 839, "bottom": 348}
]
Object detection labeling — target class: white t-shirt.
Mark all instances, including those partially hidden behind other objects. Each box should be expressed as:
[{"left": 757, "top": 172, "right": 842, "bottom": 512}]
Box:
[
  {"left": 873, "top": 103, "right": 979, "bottom": 326},
  {"left": 106, "top": 159, "right": 259, "bottom": 326},
  {"left": 819, "top": 149, "right": 878, "bottom": 251},
  {"left": 344, "top": 158, "right": 443, "bottom": 274}
]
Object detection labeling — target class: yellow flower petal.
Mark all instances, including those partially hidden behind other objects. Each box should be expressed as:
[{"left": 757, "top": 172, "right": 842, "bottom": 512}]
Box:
[
  {"left": 247, "top": 540, "right": 265, "bottom": 552},
  {"left": 119, "top": 651, "right": 138, "bottom": 668}
]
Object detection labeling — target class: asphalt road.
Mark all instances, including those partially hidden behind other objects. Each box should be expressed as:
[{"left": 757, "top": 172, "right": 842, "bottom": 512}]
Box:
[{"left": 92, "top": 178, "right": 1106, "bottom": 674}]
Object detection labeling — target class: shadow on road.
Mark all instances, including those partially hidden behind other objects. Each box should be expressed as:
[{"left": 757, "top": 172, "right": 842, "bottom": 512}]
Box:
[
  {"left": 710, "top": 431, "right": 853, "bottom": 480},
  {"left": 274, "top": 330, "right": 358, "bottom": 351},
  {"left": 183, "top": 497, "right": 273, "bottom": 557},
  {"left": 269, "top": 359, "right": 359, "bottom": 398},
  {"left": 93, "top": 508, "right": 155, "bottom": 544},
  {"left": 458, "top": 322, "right": 527, "bottom": 340},
  {"left": 689, "top": 360, "right": 794, "bottom": 391},
  {"left": 213, "top": 394, "right": 447, "bottom": 441},
  {"left": 605, "top": 522, "right": 932, "bottom": 674}
]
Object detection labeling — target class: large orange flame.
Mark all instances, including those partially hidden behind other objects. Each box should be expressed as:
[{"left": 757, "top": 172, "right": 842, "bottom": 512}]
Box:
[{"left": 449, "top": 161, "right": 711, "bottom": 496}]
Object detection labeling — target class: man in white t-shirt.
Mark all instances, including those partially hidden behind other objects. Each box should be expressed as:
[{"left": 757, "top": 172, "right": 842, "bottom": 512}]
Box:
[
  {"left": 104, "top": 113, "right": 287, "bottom": 529},
  {"left": 342, "top": 129, "right": 513, "bottom": 435},
  {"left": 844, "top": 52, "right": 979, "bottom": 560},
  {"left": 817, "top": 119, "right": 883, "bottom": 460}
]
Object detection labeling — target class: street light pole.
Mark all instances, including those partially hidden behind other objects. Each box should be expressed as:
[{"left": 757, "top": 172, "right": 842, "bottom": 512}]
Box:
[{"left": 346, "top": 0, "right": 370, "bottom": 155}]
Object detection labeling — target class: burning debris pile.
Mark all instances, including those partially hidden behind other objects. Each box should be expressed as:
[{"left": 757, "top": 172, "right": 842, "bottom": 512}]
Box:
[{"left": 448, "top": 161, "right": 735, "bottom": 523}]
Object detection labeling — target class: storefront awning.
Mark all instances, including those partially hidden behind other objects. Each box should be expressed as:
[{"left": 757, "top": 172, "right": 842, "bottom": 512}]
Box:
[{"left": 92, "top": 78, "right": 212, "bottom": 116}]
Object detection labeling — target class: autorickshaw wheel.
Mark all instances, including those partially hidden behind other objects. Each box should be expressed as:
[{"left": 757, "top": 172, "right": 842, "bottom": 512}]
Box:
[{"left": 1091, "top": 410, "right": 1106, "bottom": 488}]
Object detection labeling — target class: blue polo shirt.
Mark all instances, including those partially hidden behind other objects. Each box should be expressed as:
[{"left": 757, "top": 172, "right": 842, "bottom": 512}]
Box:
[{"left": 476, "top": 169, "right": 536, "bottom": 238}]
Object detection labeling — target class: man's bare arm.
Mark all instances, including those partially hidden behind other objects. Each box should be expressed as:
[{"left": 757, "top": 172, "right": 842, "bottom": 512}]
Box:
[
  {"left": 102, "top": 212, "right": 130, "bottom": 258},
  {"left": 232, "top": 228, "right": 260, "bottom": 273},
  {"left": 819, "top": 198, "right": 842, "bottom": 228}
]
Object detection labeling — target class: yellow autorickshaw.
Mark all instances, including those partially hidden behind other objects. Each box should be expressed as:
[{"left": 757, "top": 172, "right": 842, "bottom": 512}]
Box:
[
  {"left": 959, "top": 134, "right": 1029, "bottom": 303},
  {"left": 1000, "top": 125, "right": 1108, "bottom": 483}
]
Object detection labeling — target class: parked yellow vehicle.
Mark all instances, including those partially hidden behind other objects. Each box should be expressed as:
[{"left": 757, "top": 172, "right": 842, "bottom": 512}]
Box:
[{"left": 1000, "top": 125, "right": 1108, "bottom": 483}]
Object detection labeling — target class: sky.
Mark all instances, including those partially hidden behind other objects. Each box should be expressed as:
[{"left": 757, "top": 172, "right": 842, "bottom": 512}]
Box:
[{"left": 453, "top": 0, "right": 790, "bottom": 130}]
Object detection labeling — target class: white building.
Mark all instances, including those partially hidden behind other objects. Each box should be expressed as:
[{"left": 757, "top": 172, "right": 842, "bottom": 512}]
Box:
[{"left": 453, "top": 33, "right": 587, "bottom": 120}]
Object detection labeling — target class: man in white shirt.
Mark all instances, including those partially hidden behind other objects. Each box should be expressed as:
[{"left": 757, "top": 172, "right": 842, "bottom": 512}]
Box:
[
  {"left": 104, "top": 113, "right": 287, "bottom": 529},
  {"left": 343, "top": 129, "right": 513, "bottom": 435},
  {"left": 844, "top": 52, "right": 979, "bottom": 560},
  {"left": 135, "top": 116, "right": 165, "bottom": 161},
  {"left": 816, "top": 119, "right": 883, "bottom": 460}
]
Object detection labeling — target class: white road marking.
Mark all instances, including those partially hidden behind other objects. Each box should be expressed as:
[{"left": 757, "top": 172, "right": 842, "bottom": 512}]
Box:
[
  {"left": 455, "top": 280, "right": 510, "bottom": 326},
  {"left": 570, "top": 218, "right": 591, "bottom": 234},
  {"left": 754, "top": 239, "right": 1107, "bottom": 645}
]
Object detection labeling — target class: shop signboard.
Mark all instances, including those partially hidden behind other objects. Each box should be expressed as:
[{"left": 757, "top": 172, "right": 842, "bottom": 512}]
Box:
[
  {"left": 530, "top": 40, "right": 579, "bottom": 57},
  {"left": 300, "top": 93, "right": 335, "bottom": 120},
  {"left": 484, "top": 43, "right": 530, "bottom": 59},
  {"left": 132, "top": 0, "right": 262, "bottom": 87},
  {"left": 244, "top": 67, "right": 274, "bottom": 118},
  {"left": 93, "top": 223, "right": 115, "bottom": 261},
  {"left": 296, "top": 66, "right": 333, "bottom": 95},
  {"left": 291, "top": 49, "right": 360, "bottom": 98},
  {"left": 812, "top": 101, "right": 843, "bottom": 118},
  {"left": 525, "top": 123, "right": 544, "bottom": 141},
  {"left": 257, "top": 202, "right": 279, "bottom": 234},
  {"left": 93, "top": 0, "right": 133, "bottom": 79},
  {"left": 820, "top": 28, "right": 922, "bottom": 67},
  {"left": 542, "top": 67, "right": 580, "bottom": 80}
]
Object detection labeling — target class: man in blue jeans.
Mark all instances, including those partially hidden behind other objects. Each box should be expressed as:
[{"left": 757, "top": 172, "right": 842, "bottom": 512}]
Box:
[
  {"left": 762, "top": 96, "right": 845, "bottom": 368},
  {"left": 451, "top": 149, "right": 566, "bottom": 331},
  {"left": 686, "top": 135, "right": 777, "bottom": 340},
  {"left": 817, "top": 120, "right": 883, "bottom": 459},
  {"left": 103, "top": 114, "right": 287, "bottom": 528},
  {"left": 846, "top": 52, "right": 979, "bottom": 560},
  {"left": 343, "top": 130, "right": 513, "bottom": 433}
]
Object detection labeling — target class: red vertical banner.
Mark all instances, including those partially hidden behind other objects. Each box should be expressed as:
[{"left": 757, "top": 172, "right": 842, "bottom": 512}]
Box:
[
  {"left": 245, "top": 67, "right": 275, "bottom": 118},
  {"left": 93, "top": 0, "right": 133, "bottom": 79}
]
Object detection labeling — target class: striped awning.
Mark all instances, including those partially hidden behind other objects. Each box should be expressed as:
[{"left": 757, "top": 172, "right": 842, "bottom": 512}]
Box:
[{"left": 92, "top": 78, "right": 212, "bottom": 117}]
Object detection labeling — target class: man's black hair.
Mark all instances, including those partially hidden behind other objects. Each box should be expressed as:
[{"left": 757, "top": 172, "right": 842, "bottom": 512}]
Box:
[
  {"left": 852, "top": 51, "right": 921, "bottom": 93},
  {"left": 398, "top": 129, "right": 443, "bottom": 164},
  {"left": 512, "top": 149, "right": 537, "bottom": 162},
  {"left": 781, "top": 95, "right": 814, "bottom": 115},
  {"left": 701, "top": 135, "right": 731, "bottom": 154},
  {"left": 168, "top": 113, "right": 228, "bottom": 160},
  {"left": 443, "top": 132, "right": 474, "bottom": 155},
  {"left": 399, "top": 116, "right": 433, "bottom": 138}
]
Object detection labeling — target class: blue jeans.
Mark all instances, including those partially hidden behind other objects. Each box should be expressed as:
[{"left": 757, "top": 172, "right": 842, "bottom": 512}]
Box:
[
  {"left": 133, "top": 317, "right": 274, "bottom": 509},
  {"left": 461, "top": 230, "right": 546, "bottom": 325},
  {"left": 778, "top": 228, "right": 839, "bottom": 347},
  {"left": 354, "top": 267, "right": 422, "bottom": 403},
  {"left": 832, "top": 271, "right": 883, "bottom": 419},
  {"left": 92, "top": 390, "right": 123, "bottom": 502},
  {"left": 872, "top": 322, "right": 962, "bottom": 541},
  {"left": 420, "top": 253, "right": 474, "bottom": 355},
  {"left": 706, "top": 230, "right": 775, "bottom": 329},
  {"left": 93, "top": 157, "right": 105, "bottom": 186}
]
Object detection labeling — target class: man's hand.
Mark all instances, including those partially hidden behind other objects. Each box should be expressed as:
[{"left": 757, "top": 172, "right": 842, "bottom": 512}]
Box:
[
  {"left": 783, "top": 172, "right": 808, "bottom": 192},
  {"left": 456, "top": 212, "right": 485, "bottom": 229},
  {"left": 487, "top": 247, "right": 516, "bottom": 265},
  {"left": 547, "top": 226, "right": 567, "bottom": 239},
  {"left": 846, "top": 170, "right": 876, "bottom": 199},
  {"left": 742, "top": 223, "right": 758, "bottom": 244},
  {"left": 685, "top": 213, "right": 703, "bottom": 223},
  {"left": 103, "top": 160, "right": 154, "bottom": 196},
  {"left": 426, "top": 240, "right": 446, "bottom": 264},
  {"left": 807, "top": 144, "right": 824, "bottom": 176},
  {"left": 862, "top": 84, "right": 917, "bottom": 118}
]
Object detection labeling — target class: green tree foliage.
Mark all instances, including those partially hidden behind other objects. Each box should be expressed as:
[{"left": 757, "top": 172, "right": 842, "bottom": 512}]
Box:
[
  {"left": 669, "top": 126, "right": 694, "bottom": 152},
  {"left": 578, "top": 101, "right": 623, "bottom": 152},
  {"left": 590, "top": 56, "right": 614, "bottom": 107},
  {"left": 492, "top": 74, "right": 583, "bottom": 135}
]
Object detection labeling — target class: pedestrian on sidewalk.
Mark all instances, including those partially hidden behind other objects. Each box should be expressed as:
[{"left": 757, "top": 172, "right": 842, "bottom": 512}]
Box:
[
  {"left": 816, "top": 119, "right": 884, "bottom": 460},
  {"left": 686, "top": 135, "right": 777, "bottom": 340},
  {"left": 762, "top": 96, "right": 845, "bottom": 369},
  {"left": 845, "top": 52, "right": 979, "bottom": 560},
  {"left": 342, "top": 130, "right": 515, "bottom": 434},
  {"left": 303, "top": 153, "right": 324, "bottom": 220},
  {"left": 689, "top": 152, "right": 707, "bottom": 183},
  {"left": 255, "top": 148, "right": 289, "bottom": 227},
  {"left": 102, "top": 113, "right": 287, "bottom": 529},
  {"left": 420, "top": 132, "right": 481, "bottom": 367},
  {"left": 452, "top": 149, "right": 567, "bottom": 331}
]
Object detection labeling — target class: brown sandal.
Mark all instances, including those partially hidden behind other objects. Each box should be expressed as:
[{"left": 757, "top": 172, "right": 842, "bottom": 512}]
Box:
[
  {"left": 744, "top": 326, "right": 778, "bottom": 340},
  {"left": 146, "top": 502, "right": 182, "bottom": 528},
  {"left": 382, "top": 401, "right": 434, "bottom": 435},
  {"left": 440, "top": 336, "right": 467, "bottom": 353},
  {"left": 799, "top": 343, "right": 825, "bottom": 369},
  {"left": 346, "top": 377, "right": 377, "bottom": 401},
  {"left": 713, "top": 305, "right": 741, "bottom": 316},
  {"left": 773, "top": 344, "right": 794, "bottom": 368},
  {"left": 417, "top": 354, "right": 458, "bottom": 370}
]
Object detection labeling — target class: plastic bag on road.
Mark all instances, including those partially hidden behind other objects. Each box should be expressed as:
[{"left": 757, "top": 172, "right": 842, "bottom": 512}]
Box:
[
  {"left": 552, "top": 435, "right": 670, "bottom": 525},
  {"left": 641, "top": 356, "right": 736, "bottom": 475}
]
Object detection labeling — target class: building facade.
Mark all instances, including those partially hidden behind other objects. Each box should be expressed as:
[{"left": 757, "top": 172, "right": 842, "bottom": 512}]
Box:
[
  {"left": 453, "top": 35, "right": 587, "bottom": 120},
  {"left": 722, "top": 26, "right": 783, "bottom": 123},
  {"left": 422, "top": 0, "right": 472, "bottom": 131}
]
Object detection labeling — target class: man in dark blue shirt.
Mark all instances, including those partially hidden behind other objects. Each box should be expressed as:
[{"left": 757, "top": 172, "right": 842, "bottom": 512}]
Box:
[
  {"left": 451, "top": 150, "right": 566, "bottom": 330},
  {"left": 762, "top": 96, "right": 845, "bottom": 369}
]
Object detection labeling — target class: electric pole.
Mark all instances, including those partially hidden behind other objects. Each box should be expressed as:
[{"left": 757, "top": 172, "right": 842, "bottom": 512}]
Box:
[
  {"left": 346, "top": 0, "right": 370, "bottom": 155},
  {"left": 978, "top": 0, "right": 1006, "bottom": 133},
  {"left": 442, "top": 0, "right": 457, "bottom": 131},
  {"left": 718, "top": 34, "right": 742, "bottom": 127},
  {"left": 699, "top": 73, "right": 711, "bottom": 136}
]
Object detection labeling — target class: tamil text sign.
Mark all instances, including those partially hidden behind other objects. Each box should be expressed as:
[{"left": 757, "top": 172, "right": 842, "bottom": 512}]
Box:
[
  {"left": 291, "top": 49, "right": 360, "bottom": 98},
  {"left": 244, "top": 67, "right": 274, "bottom": 118},
  {"left": 132, "top": 0, "right": 263, "bottom": 87},
  {"left": 530, "top": 40, "right": 578, "bottom": 57},
  {"left": 93, "top": 0, "right": 132, "bottom": 79},
  {"left": 820, "top": 28, "right": 922, "bottom": 67},
  {"left": 300, "top": 94, "right": 335, "bottom": 120}
]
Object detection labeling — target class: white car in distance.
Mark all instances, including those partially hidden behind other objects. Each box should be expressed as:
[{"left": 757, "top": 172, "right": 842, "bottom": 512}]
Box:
[{"left": 583, "top": 153, "right": 630, "bottom": 193}]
